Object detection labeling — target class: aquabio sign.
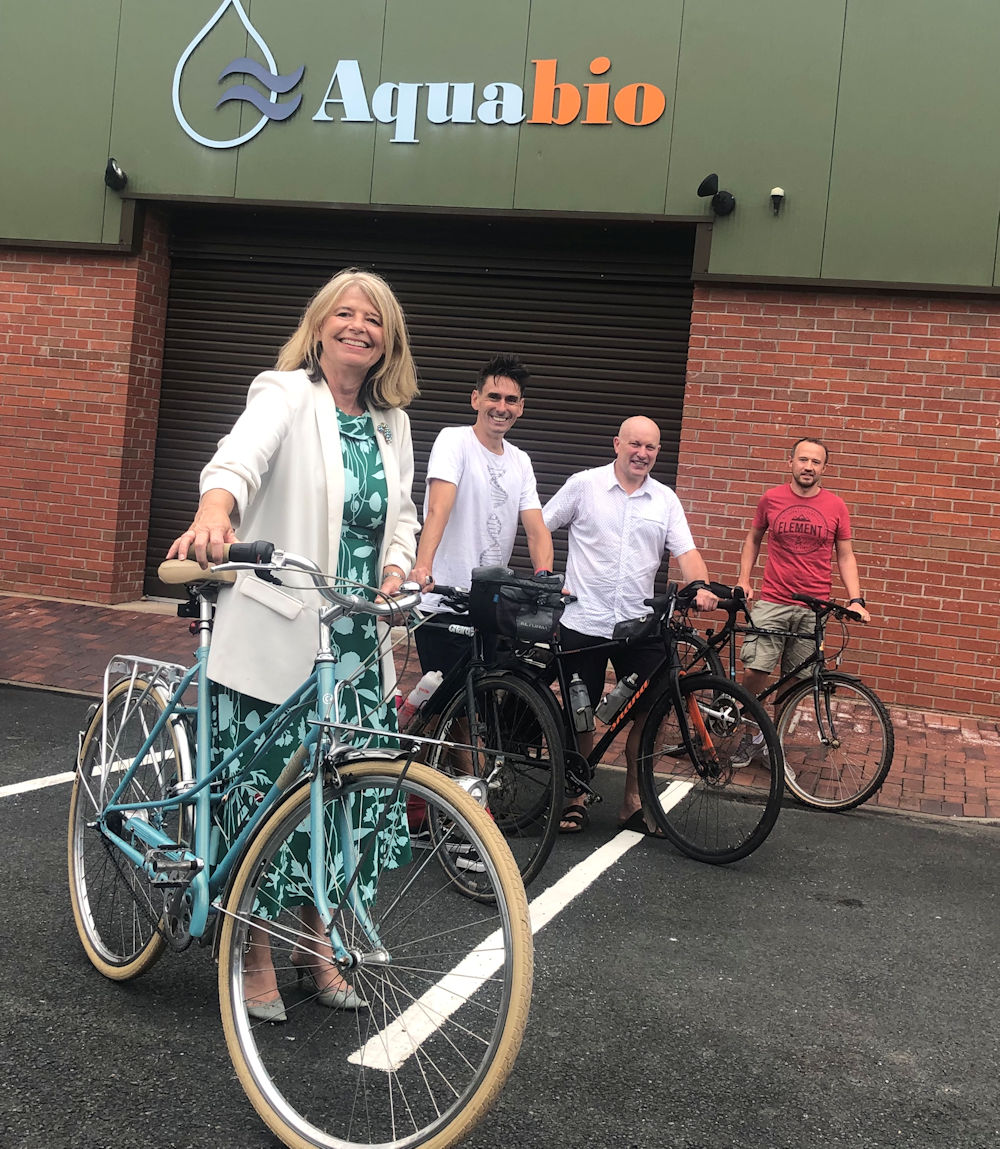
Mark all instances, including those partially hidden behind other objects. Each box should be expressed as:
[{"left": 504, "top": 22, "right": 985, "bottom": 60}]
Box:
[{"left": 172, "top": 0, "right": 666, "bottom": 150}]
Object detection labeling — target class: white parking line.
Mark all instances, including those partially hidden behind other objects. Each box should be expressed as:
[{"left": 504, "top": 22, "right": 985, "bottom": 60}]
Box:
[
  {"left": 0, "top": 771, "right": 75, "bottom": 799},
  {"left": 8, "top": 757, "right": 693, "bottom": 1074},
  {"left": 350, "top": 780, "right": 692, "bottom": 1072},
  {"left": 1, "top": 747, "right": 175, "bottom": 801}
]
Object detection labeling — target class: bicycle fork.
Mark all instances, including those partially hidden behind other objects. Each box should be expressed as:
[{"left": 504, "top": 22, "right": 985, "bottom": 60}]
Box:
[{"left": 812, "top": 677, "right": 841, "bottom": 748}]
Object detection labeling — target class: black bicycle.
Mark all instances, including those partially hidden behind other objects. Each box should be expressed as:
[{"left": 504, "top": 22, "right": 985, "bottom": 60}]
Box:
[
  {"left": 506, "top": 580, "right": 785, "bottom": 865},
  {"left": 404, "top": 569, "right": 570, "bottom": 888},
  {"left": 680, "top": 591, "right": 894, "bottom": 811}
]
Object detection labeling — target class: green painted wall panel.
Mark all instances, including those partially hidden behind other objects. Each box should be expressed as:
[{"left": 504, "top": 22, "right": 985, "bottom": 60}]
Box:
[
  {"left": 6, "top": 0, "right": 1000, "bottom": 291},
  {"left": 667, "top": 0, "right": 846, "bottom": 279},
  {"left": 512, "top": 0, "right": 682, "bottom": 214},
  {"left": 0, "top": 0, "right": 120, "bottom": 243},
  {"left": 824, "top": 0, "right": 1000, "bottom": 285},
  {"left": 370, "top": 0, "right": 530, "bottom": 209},
  {"left": 110, "top": 0, "right": 243, "bottom": 199},
  {"left": 232, "top": 0, "right": 384, "bottom": 205}
]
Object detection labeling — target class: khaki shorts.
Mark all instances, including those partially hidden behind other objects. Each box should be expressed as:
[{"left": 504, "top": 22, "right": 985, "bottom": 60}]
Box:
[{"left": 740, "top": 600, "right": 815, "bottom": 679}]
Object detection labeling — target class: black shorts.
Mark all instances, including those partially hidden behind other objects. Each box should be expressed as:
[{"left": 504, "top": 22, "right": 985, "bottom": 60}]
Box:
[{"left": 558, "top": 624, "right": 665, "bottom": 708}]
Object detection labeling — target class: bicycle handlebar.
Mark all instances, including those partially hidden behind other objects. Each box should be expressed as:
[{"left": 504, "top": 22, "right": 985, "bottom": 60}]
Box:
[
  {"left": 791, "top": 593, "right": 865, "bottom": 622},
  {"left": 429, "top": 581, "right": 576, "bottom": 612},
  {"left": 642, "top": 579, "right": 735, "bottom": 617},
  {"left": 160, "top": 541, "right": 423, "bottom": 617},
  {"left": 226, "top": 540, "right": 276, "bottom": 565},
  {"left": 705, "top": 589, "right": 863, "bottom": 648},
  {"left": 427, "top": 584, "right": 470, "bottom": 611}
]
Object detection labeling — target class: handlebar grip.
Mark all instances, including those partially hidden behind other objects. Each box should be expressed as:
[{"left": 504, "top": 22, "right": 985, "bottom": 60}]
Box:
[
  {"left": 429, "top": 584, "right": 466, "bottom": 598},
  {"left": 705, "top": 581, "right": 734, "bottom": 599},
  {"left": 224, "top": 540, "right": 275, "bottom": 564}
]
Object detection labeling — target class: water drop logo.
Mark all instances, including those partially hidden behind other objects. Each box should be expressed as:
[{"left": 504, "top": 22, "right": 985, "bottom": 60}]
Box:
[{"left": 172, "top": 0, "right": 305, "bottom": 150}]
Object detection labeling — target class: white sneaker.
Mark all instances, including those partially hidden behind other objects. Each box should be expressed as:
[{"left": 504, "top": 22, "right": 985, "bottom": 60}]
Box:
[
  {"left": 411, "top": 827, "right": 487, "bottom": 871},
  {"left": 732, "top": 729, "right": 768, "bottom": 769},
  {"left": 445, "top": 840, "right": 486, "bottom": 873}
]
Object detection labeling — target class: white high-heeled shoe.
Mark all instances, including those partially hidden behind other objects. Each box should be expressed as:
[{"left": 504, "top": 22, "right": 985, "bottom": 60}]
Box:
[
  {"left": 291, "top": 950, "right": 368, "bottom": 1010},
  {"left": 244, "top": 993, "right": 287, "bottom": 1023}
]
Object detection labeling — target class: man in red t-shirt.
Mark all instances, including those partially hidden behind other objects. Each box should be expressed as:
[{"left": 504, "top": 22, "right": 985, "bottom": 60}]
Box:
[{"left": 736, "top": 437, "right": 871, "bottom": 711}]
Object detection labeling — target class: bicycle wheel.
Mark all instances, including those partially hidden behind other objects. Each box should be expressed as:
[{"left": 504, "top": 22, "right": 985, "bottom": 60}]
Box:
[
  {"left": 427, "top": 672, "right": 564, "bottom": 890},
  {"left": 218, "top": 758, "right": 532, "bottom": 1149},
  {"left": 777, "top": 673, "right": 894, "bottom": 811},
  {"left": 68, "top": 678, "right": 191, "bottom": 979},
  {"left": 636, "top": 673, "right": 783, "bottom": 864}
]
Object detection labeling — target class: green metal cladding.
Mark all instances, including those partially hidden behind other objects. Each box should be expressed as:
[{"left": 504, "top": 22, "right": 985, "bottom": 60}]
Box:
[{"left": 4, "top": 0, "right": 1000, "bottom": 287}]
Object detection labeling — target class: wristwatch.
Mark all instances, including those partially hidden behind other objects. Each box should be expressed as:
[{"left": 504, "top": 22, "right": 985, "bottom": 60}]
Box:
[{"left": 848, "top": 596, "right": 866, "bottom": 607}]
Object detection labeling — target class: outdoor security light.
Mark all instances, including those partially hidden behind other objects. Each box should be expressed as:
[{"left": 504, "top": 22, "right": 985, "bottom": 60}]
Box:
[
  {"left": 697, "top": 172, "right": 736, "bottom": 217},
  {"left": 104, "top": 158, "right": 128, "bottom": 192}
]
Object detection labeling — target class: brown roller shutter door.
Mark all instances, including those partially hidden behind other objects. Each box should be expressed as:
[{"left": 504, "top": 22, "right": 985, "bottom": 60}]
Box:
[{"left": 145, "top": 206, "right": 695, "bottom": 594}]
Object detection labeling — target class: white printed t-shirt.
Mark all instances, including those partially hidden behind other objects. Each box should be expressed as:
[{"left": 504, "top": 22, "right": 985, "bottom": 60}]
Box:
[
  {"left": 543, "top": 462, "right": 696, "bottom": 638},
  {"left": 422, "top": 425, "right": 542, "bottom": 613}
]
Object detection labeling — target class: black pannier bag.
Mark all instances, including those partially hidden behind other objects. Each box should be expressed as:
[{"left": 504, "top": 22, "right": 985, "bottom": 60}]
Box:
[{"left": 468, "top": 566, "right": 566, "bottom": 643}]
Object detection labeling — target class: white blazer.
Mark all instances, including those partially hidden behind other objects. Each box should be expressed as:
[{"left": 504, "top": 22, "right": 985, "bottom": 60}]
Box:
[{"left": 201, "top": 369, "right": 418, "bottom": 704}]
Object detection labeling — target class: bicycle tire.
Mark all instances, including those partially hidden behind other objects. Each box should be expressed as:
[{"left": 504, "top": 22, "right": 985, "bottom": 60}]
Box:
[
  {"left": 636, "top": 673, "right": 783, "bottom": 864},
  {"left": 68, "top": 678, "right": 191, "bottom": 979},
  {"left": 777, "top": 673, "right": 894, "bottom": 811},
  {"left": 218, "top": 758, "right": 532, "bottom": 1149},
  {"left": 425, "top": 672, "right": 565, "bottom": 890}
]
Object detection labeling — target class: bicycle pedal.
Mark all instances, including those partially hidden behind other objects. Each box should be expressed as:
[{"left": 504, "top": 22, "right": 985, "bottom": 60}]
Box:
[{"left": 146, "top": 847, "right": 202, "bottom": 886}]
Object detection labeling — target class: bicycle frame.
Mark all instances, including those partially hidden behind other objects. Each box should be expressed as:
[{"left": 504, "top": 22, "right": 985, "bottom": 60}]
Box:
[
  {"left": 86, "top": 579, "right": 405, "bottom": 960},
  {"left": 408, "top": 615, "right": 537, "bottom": 782},
  {"left": 534, "top": 617, "right": 715, "bottom": 790},
  {"left": 706, "top": 599, "right": 856, "bottom": 752}
]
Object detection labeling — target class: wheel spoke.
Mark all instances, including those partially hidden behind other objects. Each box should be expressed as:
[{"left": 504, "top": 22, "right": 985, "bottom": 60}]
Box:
[
  {"left": 217, "top": 760, "right": 531, "bottom": 1149},
  {"left": 637, "top": 675, "right": 783, "bottom": 864},
  {"left": 779, "top": 675, "right": 894, "bottom": 810},
  {"left": 428, "top": 673, "right": 564, "bottom": 889},
  {"left": 68, "top": 680, "right": 188, "bottom": 979}
]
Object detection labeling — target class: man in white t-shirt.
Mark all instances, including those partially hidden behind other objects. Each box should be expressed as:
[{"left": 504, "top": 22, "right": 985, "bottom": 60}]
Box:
[
  {"left": 543, "top": 415, "right": 717, "bottom": 835},
  {"left": 409, "top": 353, "right": 553, "bottom": 673}
]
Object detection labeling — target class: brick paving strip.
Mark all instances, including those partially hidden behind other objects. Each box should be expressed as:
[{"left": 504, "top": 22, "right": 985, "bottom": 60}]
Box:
[{"left": 4, "top": 594, "right": 999, "bottom": 820}]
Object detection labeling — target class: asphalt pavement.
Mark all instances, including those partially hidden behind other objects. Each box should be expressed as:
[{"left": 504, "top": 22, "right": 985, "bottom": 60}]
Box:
[{"left": 3, "top": 685, "right": 999, "bottom": 1149}]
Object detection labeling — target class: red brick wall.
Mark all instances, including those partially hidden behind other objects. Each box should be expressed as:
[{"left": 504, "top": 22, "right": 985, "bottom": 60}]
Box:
[
  {"left": 0, "top": 210, "right": 169, "bottom": 603},
  {"left": 676, "top": 285, "right": 999, "bottom": 720},
  {"left": 1, "top": 241, "right": 994, "bottom": 719}
]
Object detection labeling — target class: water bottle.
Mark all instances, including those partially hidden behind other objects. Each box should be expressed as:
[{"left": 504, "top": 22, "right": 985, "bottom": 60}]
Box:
[
  {"left": 567, "top": 672, "right": 595, "bottom": 733},
  {"left": 397, "top": 669, "right": 443, "bottom": 729},
  {"left": 595, "top": 672, "right": 640, "bottom": 725}
]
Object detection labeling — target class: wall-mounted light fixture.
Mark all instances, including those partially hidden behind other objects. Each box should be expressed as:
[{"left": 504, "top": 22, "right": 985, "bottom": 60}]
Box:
[
  {"left": 770, "top": 187, "right": 785, "bottom": 216},
  {"left": 104, "top": 157, "right": 128, "bottom": 192},
  {"left": 697, "top": 172, "right": 736, "bottom": 217}
]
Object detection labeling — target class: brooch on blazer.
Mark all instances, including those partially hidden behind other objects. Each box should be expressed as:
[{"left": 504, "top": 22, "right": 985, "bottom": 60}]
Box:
[{"left": 376, "top": 422, "right": 393, "bottom": 443}]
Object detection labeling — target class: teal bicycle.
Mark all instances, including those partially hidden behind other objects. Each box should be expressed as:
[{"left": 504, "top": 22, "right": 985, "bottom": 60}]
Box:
[{"left": 67, "top": 542, "right": 532, "bottom": 1149}]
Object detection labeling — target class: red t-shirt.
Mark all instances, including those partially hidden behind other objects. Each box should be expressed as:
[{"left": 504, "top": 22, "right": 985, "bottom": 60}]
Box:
[{"left": 754, "top": 484, "right": 851, "bottom": 605}]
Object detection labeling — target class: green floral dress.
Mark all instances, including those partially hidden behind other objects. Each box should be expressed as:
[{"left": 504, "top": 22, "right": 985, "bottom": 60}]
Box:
[{"left": 211, "top": 410, "right": 410, "bottom": 919}]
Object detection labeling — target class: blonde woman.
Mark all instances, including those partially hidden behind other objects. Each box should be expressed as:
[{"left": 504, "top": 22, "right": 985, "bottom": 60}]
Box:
[{"left": 168, "top": 269, "right": 419, "bottom": 1021}]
